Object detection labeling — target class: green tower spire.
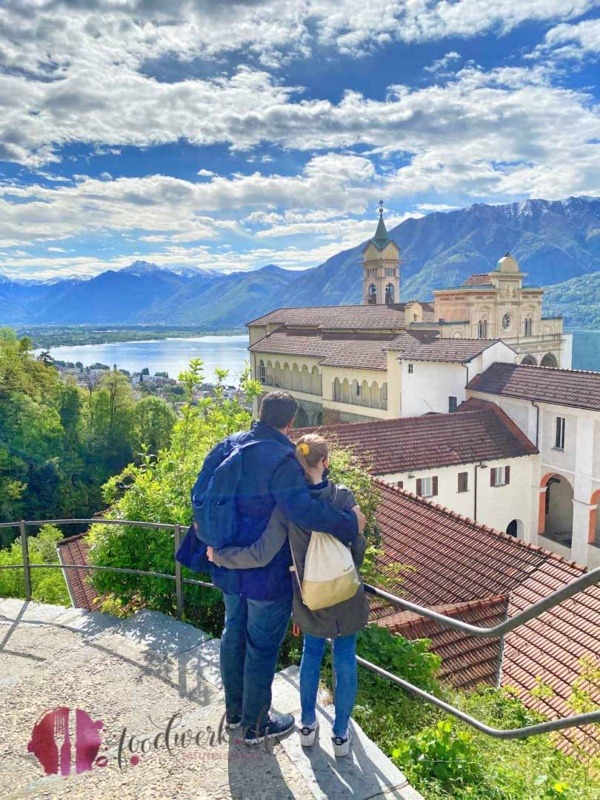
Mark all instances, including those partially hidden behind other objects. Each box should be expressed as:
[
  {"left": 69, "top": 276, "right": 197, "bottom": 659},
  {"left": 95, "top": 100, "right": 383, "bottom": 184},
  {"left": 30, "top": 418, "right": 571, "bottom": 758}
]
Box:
[{"left": 371, "top": 199, "right": 391, "bottom": 250}]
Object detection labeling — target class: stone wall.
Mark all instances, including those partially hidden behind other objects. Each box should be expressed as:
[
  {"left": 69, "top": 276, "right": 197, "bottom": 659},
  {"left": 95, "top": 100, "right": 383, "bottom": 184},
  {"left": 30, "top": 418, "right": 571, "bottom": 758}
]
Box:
[{"left": 322, "top": 407, "right": 381, "bottom": 425}]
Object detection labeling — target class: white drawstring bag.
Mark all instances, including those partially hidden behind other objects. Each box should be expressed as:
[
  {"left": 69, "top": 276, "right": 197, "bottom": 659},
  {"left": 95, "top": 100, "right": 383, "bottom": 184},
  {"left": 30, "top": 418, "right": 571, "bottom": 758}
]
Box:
[{"left": 300, "top": 532, "right": 360, "bottom": 611}]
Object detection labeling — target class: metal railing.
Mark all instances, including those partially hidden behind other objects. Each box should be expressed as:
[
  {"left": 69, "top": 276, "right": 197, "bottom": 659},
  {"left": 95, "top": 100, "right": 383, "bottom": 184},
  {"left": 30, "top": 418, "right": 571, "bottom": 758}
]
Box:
[{"left": 1, "top": 517, "right": 599, "bottom": 741}]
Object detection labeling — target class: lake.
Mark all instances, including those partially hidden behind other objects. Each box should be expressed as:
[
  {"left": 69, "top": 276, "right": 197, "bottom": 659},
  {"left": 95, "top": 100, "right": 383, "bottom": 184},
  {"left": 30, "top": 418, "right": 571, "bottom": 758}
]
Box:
[
  {"left": 44, "top": 335, "right": 250, "bottom": 382},
  {"left": 39, "top": 329, "right": 600, "bottom": 382},
  {"left": 571, "top": 331, "right": 600, "bottom": 372}
]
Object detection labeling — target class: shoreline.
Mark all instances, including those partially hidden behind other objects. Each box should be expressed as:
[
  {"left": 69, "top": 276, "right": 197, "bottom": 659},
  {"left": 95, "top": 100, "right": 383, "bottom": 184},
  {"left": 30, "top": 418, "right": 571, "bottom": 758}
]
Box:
[{"left": 22, "top": 327, "right": 246, "bottom": 348}]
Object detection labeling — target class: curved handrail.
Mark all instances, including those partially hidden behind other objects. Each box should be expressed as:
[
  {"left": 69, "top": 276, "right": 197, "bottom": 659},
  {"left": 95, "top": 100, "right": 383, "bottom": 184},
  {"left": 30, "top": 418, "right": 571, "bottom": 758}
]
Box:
[{"left": 2, "top": 516, "right": 599, "bottom": 740}]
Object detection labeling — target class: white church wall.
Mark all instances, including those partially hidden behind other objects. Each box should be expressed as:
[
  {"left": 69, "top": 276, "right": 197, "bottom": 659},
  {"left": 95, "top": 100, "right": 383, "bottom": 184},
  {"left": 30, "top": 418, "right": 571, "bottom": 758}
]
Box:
[
  {"left": 381, "top": 455, "right": 536, "bottom": 539},
  {"left": 401, "top": 361, "right": 466, "bottom": 417}
]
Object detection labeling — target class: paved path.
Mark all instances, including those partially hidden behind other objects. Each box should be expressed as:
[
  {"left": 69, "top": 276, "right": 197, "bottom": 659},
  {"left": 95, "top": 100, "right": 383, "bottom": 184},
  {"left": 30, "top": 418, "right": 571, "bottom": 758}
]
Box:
[{"left": 0, "top": 599, "right": 423, "bottom": 800}]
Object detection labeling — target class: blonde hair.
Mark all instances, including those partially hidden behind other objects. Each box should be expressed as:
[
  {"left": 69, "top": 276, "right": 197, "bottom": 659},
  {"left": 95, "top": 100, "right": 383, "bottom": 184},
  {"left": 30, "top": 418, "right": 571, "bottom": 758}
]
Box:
[{"left": 294, "top": 433, "right": 329, "bottom": 475}]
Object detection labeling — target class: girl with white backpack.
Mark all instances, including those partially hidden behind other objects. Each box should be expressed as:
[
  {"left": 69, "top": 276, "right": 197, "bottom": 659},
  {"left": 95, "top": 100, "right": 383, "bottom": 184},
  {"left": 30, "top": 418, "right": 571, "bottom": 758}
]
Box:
[{"left": 208, "top": 433, "right": 370, "bottom": 757}]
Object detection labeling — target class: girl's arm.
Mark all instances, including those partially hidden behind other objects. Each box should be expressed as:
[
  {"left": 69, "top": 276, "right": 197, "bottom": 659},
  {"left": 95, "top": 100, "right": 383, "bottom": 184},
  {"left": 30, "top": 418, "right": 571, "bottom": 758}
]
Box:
[
  {"left": 329, "top": 483, "right": 366, "bottom": 567},
  {"left": 211, "top": 509, "right": 288, "bottom": 569}
]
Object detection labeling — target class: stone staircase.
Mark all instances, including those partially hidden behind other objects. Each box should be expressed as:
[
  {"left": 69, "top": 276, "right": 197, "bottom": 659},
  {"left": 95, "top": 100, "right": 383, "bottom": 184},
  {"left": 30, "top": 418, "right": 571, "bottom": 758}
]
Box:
[{"left": 0, "top": 599, "right": 423, "bottom": 800}]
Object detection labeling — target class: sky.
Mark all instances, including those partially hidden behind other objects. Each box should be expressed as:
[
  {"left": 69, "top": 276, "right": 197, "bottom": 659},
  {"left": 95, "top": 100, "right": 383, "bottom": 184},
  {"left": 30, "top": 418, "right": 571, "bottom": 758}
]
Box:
[{"left": 0, "top": 0, "right": 599, "bottom": 281}]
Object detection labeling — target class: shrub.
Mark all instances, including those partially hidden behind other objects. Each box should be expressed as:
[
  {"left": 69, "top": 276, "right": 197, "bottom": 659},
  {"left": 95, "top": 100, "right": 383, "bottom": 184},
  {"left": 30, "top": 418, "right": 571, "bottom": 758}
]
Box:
[
  {"left": 393, "top": 719, "right": 483, "bottom": 790},
  {"left": 0, "top": 524, "right": 70, "bottom": 605}
]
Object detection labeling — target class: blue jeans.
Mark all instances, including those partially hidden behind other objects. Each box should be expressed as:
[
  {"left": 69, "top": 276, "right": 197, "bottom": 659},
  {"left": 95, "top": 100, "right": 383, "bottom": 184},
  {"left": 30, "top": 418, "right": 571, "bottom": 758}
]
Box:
[
  {"left": 220, "top": 592, "right": 292, "bottom": 731},
  {"left": 299, "top": 633, "right": 357, "bottom": 738}
]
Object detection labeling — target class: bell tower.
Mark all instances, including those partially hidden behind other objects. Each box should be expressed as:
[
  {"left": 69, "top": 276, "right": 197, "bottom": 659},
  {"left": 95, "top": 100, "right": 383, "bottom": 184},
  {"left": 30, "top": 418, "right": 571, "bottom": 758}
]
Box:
[{"left": 362, "top": 201, "right": 400, "bottom": 305}]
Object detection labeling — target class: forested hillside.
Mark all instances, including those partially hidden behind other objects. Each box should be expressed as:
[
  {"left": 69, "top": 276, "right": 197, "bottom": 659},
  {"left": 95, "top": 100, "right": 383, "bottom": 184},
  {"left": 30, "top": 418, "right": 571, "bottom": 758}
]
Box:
[{"left": 0, "top": 328, "right": 176, "bottom": 537}]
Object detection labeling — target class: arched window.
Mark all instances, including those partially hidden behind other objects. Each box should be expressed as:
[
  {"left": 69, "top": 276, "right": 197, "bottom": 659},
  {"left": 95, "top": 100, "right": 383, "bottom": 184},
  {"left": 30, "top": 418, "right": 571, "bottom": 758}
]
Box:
[
  {"left": 477, "top": 319, "right": 488, "bottom": 338},
  {"left": 521, "top": 355, "right": 536, "bottom": 366},
  {"left": 385, "top": 283, "right": 395, "bottom": 304},
  {"left": 301, "top": 365, "right": 310, "bottom": 393},
  {"left": 259, "top": 359, "right": 266, "bottom": 383},
  {"left": 333, "top": 378, "right": 341, "bottom": 402},
  {"left": 381, "top": 382, "right": 388, "bottom": 410},
  {"left": 341, "top": 379, "right": 351, "bottom": 404},
  {"left": 367, "top": 284, "right": 377, "bottom": 305},
  {"left": 360, "top": 380, "right": 371, "bottom": 406},
  {"left": 291, "top": 363, "right": 301, "bottom": 390},
  {"left": 371, "top": 382, "right": 381, "bottom": 409},
  {"left": 541, "top": 352, "right": 558, "bottom": 368},
  {"left": 311, "top": 366, "right": 321, "bottom": 395},
  {"left": 524, "top": 317, "right": 533, "bottom": 336}
]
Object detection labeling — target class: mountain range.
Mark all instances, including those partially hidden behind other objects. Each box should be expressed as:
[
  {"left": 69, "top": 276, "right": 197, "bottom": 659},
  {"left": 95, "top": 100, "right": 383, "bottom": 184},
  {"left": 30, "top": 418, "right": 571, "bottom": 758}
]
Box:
[{"left": 1, "top": 196, "right": 598, "bottom": 330}]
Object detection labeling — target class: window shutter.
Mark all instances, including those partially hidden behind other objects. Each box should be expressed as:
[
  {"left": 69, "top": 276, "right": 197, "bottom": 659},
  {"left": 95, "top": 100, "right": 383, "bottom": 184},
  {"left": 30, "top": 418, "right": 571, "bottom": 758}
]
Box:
[
  {"left": 555, "top": 417, "right": 560, "bottom": 447},
  {"left": 490, "top": 469, "right": 496, "bottom": 487},
  {"left": 416, "top": 478, "right": 423, "bottom": 496},
  {"left": 432, "top": 477, "right": 438, "bottom": 496},
  {"left": 397, "top": 481, "right": 404, "bottom": 489},
  {"left": 505, "top": 466, "right": 510, "bottom": 485}
]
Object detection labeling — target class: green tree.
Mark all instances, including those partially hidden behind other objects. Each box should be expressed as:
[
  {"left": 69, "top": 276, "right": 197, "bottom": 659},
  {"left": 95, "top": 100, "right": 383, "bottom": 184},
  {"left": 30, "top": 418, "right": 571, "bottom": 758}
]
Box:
[{"left": 133, "top": 396, "right": 177, "bottom": 456}]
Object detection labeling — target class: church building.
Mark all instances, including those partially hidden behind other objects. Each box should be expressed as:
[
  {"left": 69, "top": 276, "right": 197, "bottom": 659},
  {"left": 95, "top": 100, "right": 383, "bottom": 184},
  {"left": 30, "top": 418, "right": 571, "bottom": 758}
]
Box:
[{"left": 247, "top": 206, "right": 570, "bottom": 426}]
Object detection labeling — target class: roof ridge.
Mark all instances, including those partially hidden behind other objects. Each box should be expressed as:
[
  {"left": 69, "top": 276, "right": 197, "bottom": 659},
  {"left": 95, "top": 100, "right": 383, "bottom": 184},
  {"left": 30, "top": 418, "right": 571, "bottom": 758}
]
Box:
[
  {"left": 511, "top": 362, "right": 600, "bottom": 377},
  {"left": 485, "top": 402, "right": 538, "bottom": 454}
]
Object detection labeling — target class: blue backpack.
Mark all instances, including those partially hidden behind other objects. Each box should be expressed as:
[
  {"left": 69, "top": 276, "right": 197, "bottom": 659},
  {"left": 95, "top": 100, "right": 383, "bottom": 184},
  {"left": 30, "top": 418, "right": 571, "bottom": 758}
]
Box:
[
  {"left": 175, "top": 437, "right": 286, "bottom": 572},
  {"left": 192, "top": 438, "right": 267, "bottom": 548}
]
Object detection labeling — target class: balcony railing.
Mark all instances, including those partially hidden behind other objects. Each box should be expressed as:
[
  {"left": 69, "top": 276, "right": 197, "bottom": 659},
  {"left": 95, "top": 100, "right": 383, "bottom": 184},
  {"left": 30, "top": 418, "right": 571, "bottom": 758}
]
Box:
[{"left": 1, "top": 517, "right": 599, "bottom": 741}]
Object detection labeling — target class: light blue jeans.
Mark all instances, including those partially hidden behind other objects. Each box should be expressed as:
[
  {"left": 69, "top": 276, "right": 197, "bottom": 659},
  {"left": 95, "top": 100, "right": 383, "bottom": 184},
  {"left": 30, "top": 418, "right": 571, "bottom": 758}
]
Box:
[{"left": 299, "top": 633, "right": 357, "bottom": 738}]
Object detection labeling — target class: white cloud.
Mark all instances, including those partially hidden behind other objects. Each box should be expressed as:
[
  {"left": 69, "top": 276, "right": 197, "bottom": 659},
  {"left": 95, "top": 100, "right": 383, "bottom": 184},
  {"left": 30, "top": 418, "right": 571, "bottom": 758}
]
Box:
[
  {"left": 1, "top": 1, "right": 599, "bottom": 279},
  {"left": 0, "top": 3, "right": 596, "bottom": 163},
  {"left": 424, "top": 51, "right": 462, "bottom": 74},
  {"left": 0, "top": 61, "right": 598, "bottom": 254},
  {"left": 0, "top": 154, "right": 381, "bottom": 250},
  {"left": 533, "top": 17, "right": 600, "bottom": 59}
]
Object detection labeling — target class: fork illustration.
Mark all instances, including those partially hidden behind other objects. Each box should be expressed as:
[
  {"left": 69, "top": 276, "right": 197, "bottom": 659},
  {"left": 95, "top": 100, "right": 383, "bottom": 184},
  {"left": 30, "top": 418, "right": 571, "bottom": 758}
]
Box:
[
  {"left": 53, "top": 709, "right": 71, "bottom": 775},
  {"left": 53, "top": 710, "right": 64, "bottom": 774}
]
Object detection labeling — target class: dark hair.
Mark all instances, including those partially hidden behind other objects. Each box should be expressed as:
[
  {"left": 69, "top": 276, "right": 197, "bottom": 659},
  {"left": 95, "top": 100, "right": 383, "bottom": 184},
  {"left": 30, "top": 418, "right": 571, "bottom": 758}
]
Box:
[{"left": 259, "top": 391, "right": 298, "bottom": 429}]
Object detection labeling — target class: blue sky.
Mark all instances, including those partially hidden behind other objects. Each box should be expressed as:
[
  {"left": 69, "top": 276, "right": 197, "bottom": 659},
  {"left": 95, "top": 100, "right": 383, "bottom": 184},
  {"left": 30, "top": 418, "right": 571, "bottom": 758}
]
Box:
[{"left": 0, "top": 0, "right": 598, "bottom": 280}]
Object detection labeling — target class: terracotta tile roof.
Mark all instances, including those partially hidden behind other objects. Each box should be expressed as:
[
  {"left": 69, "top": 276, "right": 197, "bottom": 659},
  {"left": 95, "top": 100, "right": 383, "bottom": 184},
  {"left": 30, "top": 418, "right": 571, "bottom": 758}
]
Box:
[
  {"left": 377, "top": 596, "right": 508, "bottom": 690},
  {"left": 462, "top": 273, "right": 494, "bottom": 287},
  {"left": 386, "top": 331, "right": 510, "bottom": 362},
  {"left": 321, "top": 340, "right": 388, "bottom": 370},
  {"left": 56, "top": 533, "right": 100, "bottom": 612},
  {"left": 250, "top": 333, "right": 333, "bottom": 359},
  {"left": 374, "top": 481, "right": 549, "bottom": 605},
  {"left": 372, "top": 480, "right": 600, "bottom": 757},
  {"left": 502, "top": 561, "right": 600, "bottom": 758},
  {"left": 247, "top": 305, "right": 406, "bottom": 331},
  {"left": 298, "top": 406, "right": 537, "bottom": 473},
  {"left": 467, "top": 362, "right": 600, "bottom": 412},
  {"left": 250, "top": 332, "right": 389, "bottom": 370}
]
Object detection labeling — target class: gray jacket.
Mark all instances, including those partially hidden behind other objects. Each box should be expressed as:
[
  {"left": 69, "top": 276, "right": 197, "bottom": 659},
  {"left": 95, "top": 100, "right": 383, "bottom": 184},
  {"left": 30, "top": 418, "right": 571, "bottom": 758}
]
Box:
[{"left": 212, "top": 480, "right": 370, "bottom": 638}]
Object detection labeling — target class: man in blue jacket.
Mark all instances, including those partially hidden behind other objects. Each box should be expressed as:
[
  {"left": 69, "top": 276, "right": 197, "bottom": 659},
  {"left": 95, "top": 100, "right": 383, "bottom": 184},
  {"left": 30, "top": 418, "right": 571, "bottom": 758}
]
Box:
[{"left": 204, "top": 391, "right": 365, "bottom": 744}]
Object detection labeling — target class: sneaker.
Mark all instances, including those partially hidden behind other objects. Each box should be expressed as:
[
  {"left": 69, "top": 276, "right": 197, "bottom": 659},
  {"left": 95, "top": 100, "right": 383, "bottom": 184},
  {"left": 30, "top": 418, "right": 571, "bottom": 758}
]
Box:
[
  {"left": 332, "top": 728, "right": 353, "bottom": 757},
  {"left": 299, "top": 720, "right": 319, "bottom": 747},
  {"left": 226, "top": 715, "right": 242, "bottom": 730},
  {"left": 244, "top": 713, "right": 295, "bottom": 745}
]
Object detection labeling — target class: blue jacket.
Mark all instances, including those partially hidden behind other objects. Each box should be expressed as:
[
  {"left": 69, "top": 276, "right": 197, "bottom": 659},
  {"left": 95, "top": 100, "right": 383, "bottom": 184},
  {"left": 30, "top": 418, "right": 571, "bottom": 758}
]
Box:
[{"left": 205, "top": 420, "right": 359, "bottom": 600}]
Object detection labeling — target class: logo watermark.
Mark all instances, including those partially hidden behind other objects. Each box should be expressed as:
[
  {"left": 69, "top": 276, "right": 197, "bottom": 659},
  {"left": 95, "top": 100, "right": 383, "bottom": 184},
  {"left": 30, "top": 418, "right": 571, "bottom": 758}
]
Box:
[{"left": 28, "top": 707, "right": 272, "bottom": 777}]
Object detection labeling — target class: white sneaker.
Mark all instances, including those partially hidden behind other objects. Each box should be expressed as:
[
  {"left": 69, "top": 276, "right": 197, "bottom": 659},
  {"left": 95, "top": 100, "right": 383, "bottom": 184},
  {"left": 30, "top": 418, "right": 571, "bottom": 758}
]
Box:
[
  {"left": 332, "top": 727, "right": 352, "bottom": 757},
  {"left": 299, "top": 720, "right": 319, "bottom": 747}
]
